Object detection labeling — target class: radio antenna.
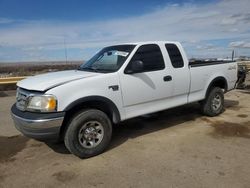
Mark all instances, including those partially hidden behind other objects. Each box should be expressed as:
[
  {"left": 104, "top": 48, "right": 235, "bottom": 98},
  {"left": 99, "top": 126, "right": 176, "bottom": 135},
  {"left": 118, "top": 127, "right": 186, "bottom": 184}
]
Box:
[
  {"left": 64, "top": 37, "right": 68, "bottom": 65},
  {"left": 232, "top": 49, "right": 234, "bottom": 61}
]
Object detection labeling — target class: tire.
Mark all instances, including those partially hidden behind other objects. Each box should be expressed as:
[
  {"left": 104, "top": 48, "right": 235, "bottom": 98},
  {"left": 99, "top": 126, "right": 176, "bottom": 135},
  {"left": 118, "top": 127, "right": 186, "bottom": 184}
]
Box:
[
  {"left": 200, "top": 87, "right": 224, "bottom": 117},
  {"left": 64, "top": 109, "right": 112, "bottom": 158}
]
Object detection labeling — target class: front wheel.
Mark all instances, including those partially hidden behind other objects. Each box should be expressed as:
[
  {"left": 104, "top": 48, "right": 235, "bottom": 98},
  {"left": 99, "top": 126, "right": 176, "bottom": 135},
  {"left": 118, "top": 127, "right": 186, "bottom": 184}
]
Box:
[
  {"left": 200, "top": 87, "right": 224, "bottom": 117},
  {"left": 64, "top": 109, "right": 112, "bottom": 158}
]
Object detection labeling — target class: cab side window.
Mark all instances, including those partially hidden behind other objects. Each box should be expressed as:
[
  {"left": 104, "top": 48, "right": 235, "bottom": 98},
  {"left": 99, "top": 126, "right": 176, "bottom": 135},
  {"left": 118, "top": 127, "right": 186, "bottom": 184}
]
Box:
[
  {"left": 165, "top": 44, "right": 184, "bottom": 68},
  {"left": 127, "top": 44, "right": 165, "bottom": 72}
]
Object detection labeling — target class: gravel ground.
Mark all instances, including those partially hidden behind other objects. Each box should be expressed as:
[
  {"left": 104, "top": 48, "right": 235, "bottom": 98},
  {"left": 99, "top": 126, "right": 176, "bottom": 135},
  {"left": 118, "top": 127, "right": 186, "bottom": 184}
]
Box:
[{"left": 0, "top": 89, "right": 250, "bottom": 188}]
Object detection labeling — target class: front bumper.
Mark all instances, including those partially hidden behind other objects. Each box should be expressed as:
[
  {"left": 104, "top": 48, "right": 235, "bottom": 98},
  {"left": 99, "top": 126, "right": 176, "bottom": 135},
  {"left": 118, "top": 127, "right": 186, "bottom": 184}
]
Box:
[{"left": 11, "top": 104, "right": 65, "bottom": 141}]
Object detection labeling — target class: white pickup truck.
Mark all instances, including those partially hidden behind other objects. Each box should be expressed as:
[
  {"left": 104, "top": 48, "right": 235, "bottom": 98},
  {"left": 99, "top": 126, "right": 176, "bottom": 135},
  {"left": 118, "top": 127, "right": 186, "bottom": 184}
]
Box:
[{"left": 11, "top": 41, "right": 238, "bottom": 158}]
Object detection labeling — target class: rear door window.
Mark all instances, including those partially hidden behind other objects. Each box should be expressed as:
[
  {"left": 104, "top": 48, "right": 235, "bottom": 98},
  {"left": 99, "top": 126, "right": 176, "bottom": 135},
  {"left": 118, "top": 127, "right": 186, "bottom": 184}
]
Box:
[{"left": 165, "top": 44, "right": 184, "bottom": 68}]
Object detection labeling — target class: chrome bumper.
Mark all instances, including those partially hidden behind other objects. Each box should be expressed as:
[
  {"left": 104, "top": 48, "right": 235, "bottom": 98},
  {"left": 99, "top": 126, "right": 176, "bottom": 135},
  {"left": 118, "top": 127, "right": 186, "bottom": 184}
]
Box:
[{"left": 11, "top": 104, "right": 65, "bottom": 141}]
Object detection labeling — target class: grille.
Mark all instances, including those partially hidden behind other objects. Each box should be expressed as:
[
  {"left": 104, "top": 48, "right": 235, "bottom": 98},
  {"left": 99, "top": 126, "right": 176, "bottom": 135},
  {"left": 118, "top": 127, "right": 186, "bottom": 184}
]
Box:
[{"left": 16, "top": 88, "right": 29, "bottom": 111}]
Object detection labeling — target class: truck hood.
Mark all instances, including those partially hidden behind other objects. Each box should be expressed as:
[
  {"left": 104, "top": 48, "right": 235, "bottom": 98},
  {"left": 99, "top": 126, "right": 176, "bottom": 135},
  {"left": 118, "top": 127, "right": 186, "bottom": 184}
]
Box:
[{"left": 17, "top": 70, "right": 100, "bottom": 91}]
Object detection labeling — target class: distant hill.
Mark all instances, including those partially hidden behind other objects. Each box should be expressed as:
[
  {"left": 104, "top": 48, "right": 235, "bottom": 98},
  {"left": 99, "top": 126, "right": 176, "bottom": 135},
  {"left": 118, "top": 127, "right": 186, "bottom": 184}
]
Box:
[
  {"left": 0, "top": 60, "right": 83, "bottom": 77},
  {"left": 0, "top": 60, "right": 83, "bottom": 67}
]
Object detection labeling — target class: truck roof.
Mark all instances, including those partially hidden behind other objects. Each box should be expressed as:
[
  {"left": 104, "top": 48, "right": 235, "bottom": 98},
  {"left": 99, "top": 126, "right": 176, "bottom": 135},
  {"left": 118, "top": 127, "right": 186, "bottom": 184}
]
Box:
[{"left": 117, "top": 41, "right": 180, "bottom": 46}]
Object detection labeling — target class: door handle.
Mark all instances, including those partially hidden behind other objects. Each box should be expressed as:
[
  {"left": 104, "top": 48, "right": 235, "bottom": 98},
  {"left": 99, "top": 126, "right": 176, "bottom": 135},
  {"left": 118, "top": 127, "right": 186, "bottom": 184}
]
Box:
[{"left": 163, "top": 75, "right": 172, "bottom": 82}]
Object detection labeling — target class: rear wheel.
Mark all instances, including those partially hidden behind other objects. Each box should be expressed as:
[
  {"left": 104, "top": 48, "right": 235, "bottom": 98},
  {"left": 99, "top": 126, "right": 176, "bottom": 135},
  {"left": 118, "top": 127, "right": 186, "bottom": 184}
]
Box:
[
  {"left": 64, "top": 109, "right": 112, "bottom": 158},
  {"left": 201, "top": 87, "right": 224, "bottom": 117}
]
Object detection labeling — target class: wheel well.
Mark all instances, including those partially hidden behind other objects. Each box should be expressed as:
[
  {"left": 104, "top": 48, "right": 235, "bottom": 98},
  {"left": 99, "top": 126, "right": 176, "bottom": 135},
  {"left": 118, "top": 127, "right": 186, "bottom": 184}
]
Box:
[
  {"left": 59, "top": 97, "right": 121, "bottom": 139},
  {"left": 206, "top": 77, "right": 228, "bottom": 98}
]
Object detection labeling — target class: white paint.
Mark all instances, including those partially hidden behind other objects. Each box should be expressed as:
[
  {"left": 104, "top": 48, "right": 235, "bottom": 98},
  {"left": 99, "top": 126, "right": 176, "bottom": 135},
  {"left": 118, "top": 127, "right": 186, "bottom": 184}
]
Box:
[{"left": 17, "top": 41, "right": 238, "bottom": 121}]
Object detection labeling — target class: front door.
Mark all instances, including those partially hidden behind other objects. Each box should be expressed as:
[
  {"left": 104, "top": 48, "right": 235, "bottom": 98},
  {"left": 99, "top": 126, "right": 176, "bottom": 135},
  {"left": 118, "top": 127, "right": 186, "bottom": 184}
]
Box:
[{"left": 119, "top": 44, "right": 174, "bottom": 119}]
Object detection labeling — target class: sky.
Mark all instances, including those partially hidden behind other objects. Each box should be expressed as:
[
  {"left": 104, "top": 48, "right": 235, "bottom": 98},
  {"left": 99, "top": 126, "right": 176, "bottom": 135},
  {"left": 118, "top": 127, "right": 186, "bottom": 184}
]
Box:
[{"left": 0, "top": 0, "right": 250, "bottom": 62}]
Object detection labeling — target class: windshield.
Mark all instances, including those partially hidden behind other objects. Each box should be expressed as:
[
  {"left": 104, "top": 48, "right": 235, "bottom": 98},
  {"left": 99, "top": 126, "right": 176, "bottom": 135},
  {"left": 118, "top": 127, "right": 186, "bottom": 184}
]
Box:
[{"left": 79, "top": 45, "right": 136, "bottom": 73}]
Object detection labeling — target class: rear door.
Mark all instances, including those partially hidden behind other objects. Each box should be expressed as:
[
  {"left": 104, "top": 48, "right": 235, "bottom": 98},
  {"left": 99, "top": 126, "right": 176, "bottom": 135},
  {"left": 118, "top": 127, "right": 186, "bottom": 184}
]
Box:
[{"left": 164, "top": 43, "right": 190, "bottom": 104}]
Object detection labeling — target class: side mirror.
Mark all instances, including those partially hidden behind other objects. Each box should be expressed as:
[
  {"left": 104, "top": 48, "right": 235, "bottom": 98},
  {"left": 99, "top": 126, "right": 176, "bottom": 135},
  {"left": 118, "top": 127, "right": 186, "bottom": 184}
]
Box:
[
  {"left": 125, "top": 60, "right": 144, "bottom": 74},
  {"left": 107, "top": 51, "right": 112, "bottom": 56}
]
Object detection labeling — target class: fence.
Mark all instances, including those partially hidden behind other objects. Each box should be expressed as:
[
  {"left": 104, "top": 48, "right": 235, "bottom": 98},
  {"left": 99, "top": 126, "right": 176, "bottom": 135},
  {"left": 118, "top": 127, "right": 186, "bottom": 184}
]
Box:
[{"left": 0, "top": 77, "right": 26, "bottom": 85}]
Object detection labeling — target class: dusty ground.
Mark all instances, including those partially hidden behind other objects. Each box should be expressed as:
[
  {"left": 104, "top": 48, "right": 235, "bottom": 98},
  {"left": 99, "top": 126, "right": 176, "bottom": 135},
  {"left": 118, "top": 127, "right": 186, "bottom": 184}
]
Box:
[{"left": 0, "top": 89, "right": 250, "bottom": 188}]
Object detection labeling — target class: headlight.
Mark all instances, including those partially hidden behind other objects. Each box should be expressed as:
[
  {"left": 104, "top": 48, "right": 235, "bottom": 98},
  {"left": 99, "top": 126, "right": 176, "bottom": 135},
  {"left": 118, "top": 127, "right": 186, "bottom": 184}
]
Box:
[{"left": 26, "top": 95, "right": 57, "bottom": 112}]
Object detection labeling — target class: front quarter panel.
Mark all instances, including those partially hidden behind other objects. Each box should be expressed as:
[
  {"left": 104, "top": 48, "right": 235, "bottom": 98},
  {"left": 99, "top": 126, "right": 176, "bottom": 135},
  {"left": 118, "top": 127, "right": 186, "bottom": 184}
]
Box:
[{"left": 45, "top": 72, "right": 125, "bottom": 120}]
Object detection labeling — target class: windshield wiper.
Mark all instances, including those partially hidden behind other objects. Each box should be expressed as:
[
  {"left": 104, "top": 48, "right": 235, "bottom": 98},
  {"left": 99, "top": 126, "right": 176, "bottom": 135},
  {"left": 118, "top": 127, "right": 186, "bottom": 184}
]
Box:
[
  {"left": 77, "top": 66, "right": 99, "bottom": 72},
  {"left": 78, "top": 66, "right": 113, "bottom": 73}
]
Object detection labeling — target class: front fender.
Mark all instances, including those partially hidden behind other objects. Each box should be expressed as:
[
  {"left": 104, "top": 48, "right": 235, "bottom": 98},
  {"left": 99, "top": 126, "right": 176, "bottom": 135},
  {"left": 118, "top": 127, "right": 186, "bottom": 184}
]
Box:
[{"left": 46, "top": 72, "right": 126, "bottom": 121}]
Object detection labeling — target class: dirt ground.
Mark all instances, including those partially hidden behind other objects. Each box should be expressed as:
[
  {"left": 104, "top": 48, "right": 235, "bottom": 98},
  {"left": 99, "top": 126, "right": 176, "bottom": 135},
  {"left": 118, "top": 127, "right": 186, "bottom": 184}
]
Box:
[{"left": 0, "top": 88, "right": 250, "bottom": 188}]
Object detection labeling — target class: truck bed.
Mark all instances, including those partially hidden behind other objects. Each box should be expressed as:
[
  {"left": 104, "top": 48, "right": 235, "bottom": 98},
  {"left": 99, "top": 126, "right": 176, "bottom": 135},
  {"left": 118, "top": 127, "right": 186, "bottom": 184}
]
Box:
[
  {"left": 188, "top": 59, "right": 237, "bottom": 103},
  {"left": 189, "top": 60, "right": 235, "bottom": 67}
]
